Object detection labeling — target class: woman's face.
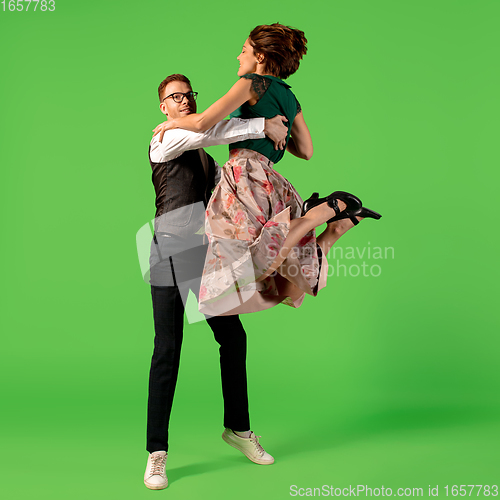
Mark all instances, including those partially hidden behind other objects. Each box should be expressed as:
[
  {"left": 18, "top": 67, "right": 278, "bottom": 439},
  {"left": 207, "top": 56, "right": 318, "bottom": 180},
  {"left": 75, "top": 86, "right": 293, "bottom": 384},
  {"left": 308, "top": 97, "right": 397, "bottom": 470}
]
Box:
[{"left": 237, "top": 39, "right": 260, "bottom": 77}]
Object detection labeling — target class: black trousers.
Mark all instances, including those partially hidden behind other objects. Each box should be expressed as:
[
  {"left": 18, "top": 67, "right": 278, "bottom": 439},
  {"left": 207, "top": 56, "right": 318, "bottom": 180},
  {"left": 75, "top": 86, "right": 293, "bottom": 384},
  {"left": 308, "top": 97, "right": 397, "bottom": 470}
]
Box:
[{"left": 147, "top": 237, "right": 250, "bottom": 453}]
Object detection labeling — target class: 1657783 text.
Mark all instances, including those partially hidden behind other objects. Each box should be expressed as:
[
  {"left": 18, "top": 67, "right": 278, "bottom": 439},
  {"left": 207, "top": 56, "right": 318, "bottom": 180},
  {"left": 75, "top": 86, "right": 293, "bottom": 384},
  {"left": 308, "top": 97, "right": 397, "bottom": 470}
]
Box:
[{"left": 1, "top": 0, "right": 55, "bottom": 11}]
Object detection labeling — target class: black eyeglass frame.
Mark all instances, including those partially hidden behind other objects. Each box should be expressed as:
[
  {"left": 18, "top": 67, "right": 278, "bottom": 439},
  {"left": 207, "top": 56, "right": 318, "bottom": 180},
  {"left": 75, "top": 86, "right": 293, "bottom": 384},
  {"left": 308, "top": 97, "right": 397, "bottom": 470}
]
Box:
[{"left": 161, "top": 91, "right": 198, "bottom": 103}]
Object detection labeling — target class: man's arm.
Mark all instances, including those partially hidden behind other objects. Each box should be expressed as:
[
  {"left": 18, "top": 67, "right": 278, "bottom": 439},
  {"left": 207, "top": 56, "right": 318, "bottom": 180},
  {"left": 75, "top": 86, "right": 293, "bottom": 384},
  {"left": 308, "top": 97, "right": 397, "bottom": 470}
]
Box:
[
  {"left": 150, "top": 117, "right": 264, "bottom": 163},
  {"left": 150, "top": 116, "right": 288, "bottom": 163}
]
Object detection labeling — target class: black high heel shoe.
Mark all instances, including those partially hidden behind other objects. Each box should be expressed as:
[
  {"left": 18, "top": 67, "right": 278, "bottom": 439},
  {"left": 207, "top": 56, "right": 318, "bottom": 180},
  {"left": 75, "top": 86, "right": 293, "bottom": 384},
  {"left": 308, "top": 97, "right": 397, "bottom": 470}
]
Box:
[
  {"left": 330, "top": 206, "right": 383, "bottom": 226},
  {"left": 302, "top": 191, "right": 362, "bottom": 217}
]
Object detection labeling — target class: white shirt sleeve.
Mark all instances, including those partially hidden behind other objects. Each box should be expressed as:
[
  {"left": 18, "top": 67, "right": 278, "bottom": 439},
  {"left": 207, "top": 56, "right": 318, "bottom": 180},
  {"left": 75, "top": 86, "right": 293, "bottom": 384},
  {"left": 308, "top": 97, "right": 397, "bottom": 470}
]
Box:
[{"left": 149, "top": 117, "right": 266, "bottom": 163}]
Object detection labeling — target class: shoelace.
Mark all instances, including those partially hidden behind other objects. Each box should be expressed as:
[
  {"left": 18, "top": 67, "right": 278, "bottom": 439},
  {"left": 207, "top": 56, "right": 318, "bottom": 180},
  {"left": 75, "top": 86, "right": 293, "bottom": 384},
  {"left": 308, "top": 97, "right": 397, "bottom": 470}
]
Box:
[
  {"left": 250, "top": 434, "right": 265, "bottom": 456},
  {"left": 150, "top": 454, "right": 166, "bottom": 476}
]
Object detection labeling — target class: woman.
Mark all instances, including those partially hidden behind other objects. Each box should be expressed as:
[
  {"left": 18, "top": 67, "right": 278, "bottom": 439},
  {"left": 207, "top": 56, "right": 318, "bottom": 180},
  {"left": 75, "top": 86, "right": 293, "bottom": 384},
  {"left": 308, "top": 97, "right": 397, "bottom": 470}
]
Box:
[{"left": 153, "top": 24, "right": 381, "bottom": 316}]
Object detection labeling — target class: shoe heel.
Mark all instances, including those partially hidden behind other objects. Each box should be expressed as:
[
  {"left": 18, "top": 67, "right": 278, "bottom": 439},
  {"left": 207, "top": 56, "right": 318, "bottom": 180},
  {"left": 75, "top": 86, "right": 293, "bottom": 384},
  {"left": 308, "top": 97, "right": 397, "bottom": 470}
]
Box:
[{"left": 359, "top": 207, "right": 382, "bottom": 220}]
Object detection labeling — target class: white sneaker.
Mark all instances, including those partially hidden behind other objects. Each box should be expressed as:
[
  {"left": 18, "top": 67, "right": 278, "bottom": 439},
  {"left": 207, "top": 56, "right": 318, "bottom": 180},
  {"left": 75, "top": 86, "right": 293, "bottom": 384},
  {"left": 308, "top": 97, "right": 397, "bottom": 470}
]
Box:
[
  {"left": 144, "top": 451, "right": 168, "bottom": 490},
  {"left": 222, "top": 428, "right": 274, "bottom": 465}
]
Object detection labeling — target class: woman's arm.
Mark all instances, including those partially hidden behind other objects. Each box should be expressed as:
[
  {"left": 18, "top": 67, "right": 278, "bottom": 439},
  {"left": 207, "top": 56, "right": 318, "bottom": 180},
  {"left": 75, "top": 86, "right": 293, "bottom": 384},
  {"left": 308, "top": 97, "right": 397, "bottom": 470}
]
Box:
[
  {"left": 286, "top": 111, "right": 313, "bottom": 160},
  {"left": 154, "top": 78, "right": 254, "bottom": 142}
]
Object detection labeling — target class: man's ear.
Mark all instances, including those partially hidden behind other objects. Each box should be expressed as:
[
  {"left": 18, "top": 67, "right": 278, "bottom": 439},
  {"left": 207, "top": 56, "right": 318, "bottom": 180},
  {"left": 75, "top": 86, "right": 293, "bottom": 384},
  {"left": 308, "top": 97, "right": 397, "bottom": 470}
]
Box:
[{"left": 159, "top": 102, "right": 169, "bottom": 118}]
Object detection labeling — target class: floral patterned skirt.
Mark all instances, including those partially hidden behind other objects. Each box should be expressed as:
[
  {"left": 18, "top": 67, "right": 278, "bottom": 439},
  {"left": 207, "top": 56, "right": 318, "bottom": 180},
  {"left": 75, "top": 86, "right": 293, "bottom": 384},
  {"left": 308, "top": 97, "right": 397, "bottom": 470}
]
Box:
[{"left": 198, "top": 149, "right": 328, "bottom": 316}]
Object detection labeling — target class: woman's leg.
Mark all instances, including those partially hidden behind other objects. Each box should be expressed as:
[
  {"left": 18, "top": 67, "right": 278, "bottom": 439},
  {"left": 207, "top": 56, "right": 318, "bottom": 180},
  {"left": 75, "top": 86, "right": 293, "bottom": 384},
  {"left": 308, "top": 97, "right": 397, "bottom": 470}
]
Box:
[
  {"left": 316, "top": 216, "right": 363, "bottom": 255},
  {"left": 256, "top": 200, "right": 360, "bottom": 282}
]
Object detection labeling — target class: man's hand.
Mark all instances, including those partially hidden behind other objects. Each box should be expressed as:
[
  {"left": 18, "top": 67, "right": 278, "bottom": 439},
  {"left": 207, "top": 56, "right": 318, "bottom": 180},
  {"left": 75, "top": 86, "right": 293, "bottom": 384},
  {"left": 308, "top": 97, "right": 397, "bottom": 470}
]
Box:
[
  {"left": 264, "top": 115, "right": 288, "bottom": 150},
  {"left": 152, "top": 120, "right": 176, "bottom": 143}
]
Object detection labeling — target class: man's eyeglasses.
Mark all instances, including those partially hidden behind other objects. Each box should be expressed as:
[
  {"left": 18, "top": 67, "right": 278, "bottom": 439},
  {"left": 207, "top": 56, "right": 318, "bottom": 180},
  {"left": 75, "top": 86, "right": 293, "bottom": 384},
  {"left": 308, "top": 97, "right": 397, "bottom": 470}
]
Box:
[{"left": 161, "top": 91, "right": 198, "bottom": 103}]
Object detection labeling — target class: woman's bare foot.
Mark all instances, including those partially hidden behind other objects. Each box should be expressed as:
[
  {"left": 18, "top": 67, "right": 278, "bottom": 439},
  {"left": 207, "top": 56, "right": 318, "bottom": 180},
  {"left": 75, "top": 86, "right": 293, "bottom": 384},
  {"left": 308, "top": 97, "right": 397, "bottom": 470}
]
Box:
[{"left": 302, "top": 198, "right": 347, "bottom": 226}]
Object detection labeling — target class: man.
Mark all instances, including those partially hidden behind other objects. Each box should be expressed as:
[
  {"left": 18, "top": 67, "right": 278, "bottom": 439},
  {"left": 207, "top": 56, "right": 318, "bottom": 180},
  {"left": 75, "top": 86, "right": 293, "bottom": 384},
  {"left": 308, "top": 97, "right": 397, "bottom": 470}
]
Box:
[{"left": 144, "top": 74, "right": 288, "bottom": 490}]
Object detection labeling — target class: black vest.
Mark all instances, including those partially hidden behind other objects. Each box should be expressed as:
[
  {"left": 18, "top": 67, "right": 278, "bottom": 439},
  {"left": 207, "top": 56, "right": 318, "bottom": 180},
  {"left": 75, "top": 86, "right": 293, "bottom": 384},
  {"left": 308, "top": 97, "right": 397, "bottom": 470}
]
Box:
[{"left": 149, "top": 148, "right": 216, "bottom": 238}]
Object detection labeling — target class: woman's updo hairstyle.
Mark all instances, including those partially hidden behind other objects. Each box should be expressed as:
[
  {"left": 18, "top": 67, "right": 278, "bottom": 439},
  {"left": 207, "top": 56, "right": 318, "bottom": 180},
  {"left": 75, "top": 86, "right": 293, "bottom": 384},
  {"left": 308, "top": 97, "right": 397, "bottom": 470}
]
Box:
[{"left": 248, "top": 23, "right": 307, "bottom": 80}]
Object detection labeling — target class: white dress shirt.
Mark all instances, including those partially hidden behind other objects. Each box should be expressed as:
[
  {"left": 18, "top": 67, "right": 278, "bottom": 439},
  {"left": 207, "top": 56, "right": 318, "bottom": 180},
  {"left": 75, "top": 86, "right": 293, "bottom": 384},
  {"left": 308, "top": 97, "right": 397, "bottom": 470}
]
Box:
[{"left": 149, "top": 117, "right": 265, "bottom": 184}]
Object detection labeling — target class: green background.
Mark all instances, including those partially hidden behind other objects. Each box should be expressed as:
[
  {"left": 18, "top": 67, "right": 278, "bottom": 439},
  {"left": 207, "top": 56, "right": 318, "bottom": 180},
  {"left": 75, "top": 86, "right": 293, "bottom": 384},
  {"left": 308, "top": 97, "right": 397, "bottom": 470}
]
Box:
[{"left": 1, "top": 0, "right": 499, "bottom": 498}]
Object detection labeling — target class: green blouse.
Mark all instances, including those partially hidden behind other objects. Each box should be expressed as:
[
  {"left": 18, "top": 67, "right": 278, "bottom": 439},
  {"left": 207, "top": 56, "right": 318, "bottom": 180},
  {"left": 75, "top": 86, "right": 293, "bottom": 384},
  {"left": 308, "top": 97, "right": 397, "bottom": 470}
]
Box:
[{"left": 229, "top": 74, "right": 301, "bottom": 164}]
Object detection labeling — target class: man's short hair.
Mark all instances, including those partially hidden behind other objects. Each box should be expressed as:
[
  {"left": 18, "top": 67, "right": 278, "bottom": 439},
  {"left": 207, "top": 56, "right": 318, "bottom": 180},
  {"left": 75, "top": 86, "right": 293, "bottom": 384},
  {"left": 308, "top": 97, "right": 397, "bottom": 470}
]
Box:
[{"left": 158, "top": 74, "right": 191, "bottom": 102}]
